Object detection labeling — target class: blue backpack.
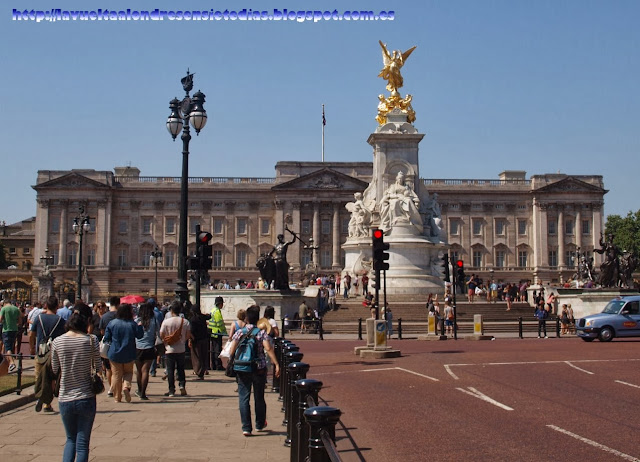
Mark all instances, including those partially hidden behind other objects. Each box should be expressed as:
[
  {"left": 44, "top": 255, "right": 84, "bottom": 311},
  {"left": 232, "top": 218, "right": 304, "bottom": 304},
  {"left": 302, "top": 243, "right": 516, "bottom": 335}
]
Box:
[{"left": 233, "top": 327, "right": 260, "bottom": 372}]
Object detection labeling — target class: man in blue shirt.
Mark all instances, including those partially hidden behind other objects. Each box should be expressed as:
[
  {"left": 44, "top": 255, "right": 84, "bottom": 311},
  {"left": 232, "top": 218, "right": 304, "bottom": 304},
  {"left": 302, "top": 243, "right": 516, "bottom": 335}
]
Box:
[
  {"left": 150, "top": 299, "right": 165, "bottom": 377},
  {"left": 56, "top": 299, "right": 73, "bottom": 321}
]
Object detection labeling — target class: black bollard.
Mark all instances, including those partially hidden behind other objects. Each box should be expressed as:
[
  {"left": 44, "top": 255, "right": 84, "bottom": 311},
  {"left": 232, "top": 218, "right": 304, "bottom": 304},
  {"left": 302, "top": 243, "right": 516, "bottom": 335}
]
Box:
[
  {"left": 518, "top": 317, "right": 523, "bottom": 339},
  {"left": 285, "top": 361, "right": 309, "bottom": 448},
  {"left": 281, "top": 345, "right": 299, "bottom": 406},
  {"left": 278, "top": 341, "right": 294, "bottom": 401},
  {"left": 398, "top": 318, "right": 402, "bottom": 340},
  {"left": 556, "top": 316, "right": 561, "bottom": 338},
  {"left": 358, "top": 318, "right": 363, "bottom": 340},
  {"left": 318, "top": 318, "right": 324, "bottom": 340},
  {"left": 281, "top": 318, "right": 286, "bottom": 339},
  {"left": 294, "top": 379, "right": 323, "bottom": 462},
  {"left": 304, "top": 406, "right": 342, "bottom": 462},
  {"left": 283, "top": 351, "right": 304, "bottom": 425}
]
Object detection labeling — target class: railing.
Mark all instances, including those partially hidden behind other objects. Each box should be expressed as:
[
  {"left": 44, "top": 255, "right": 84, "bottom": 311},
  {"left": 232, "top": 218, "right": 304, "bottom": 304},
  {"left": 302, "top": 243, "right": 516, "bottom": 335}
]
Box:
[
  {"left": 274, "top": 338, "right": 343, "bottom": 462},
  {"left": 1, "top": 353, "right": 35, "bottom": 396},
  {"left": 422, "top": 178, "right": 531, "bottom": 187},
  {"left": 115, "top": 176, "right": 276, "bottom": 185}
]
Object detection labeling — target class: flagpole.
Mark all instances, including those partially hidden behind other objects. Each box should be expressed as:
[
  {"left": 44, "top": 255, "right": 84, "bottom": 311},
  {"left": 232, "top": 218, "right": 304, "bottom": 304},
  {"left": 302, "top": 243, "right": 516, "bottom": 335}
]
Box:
[{"left": 322, "top": 104, "right": 325, "bottom": 162}]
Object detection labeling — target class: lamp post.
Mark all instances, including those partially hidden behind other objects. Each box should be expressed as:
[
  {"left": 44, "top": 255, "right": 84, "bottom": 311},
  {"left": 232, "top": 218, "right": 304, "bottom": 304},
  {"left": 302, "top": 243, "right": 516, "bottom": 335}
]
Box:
[
  {"left": 73, "top": 206, "right": 91, "bottom": 302},
  {"left": 166, "top": 70, "right": 208, "bottom": 303},
  {"left": 150, "top": 246, "right": 163, "bottom": 300},
  {"left": 39, "top": 247, "right": 54, "bottom": 270}
]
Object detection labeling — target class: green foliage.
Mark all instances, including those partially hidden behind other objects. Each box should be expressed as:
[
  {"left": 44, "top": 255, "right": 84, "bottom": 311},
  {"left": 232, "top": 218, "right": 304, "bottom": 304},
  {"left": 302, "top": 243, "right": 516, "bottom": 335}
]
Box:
[
  {"left": 605, "top": 210, "right": 640, "bottom": 256},
  {"left": 0, "top": 242, "right": 11, "bottom": 269}
]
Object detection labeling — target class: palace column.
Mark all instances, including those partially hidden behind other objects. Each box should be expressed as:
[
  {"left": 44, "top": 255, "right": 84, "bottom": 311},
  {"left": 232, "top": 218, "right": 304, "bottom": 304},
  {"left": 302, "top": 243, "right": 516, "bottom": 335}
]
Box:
[
  {"left": 58, "top": 200, "right": 68, "bottom": 266},
  {"left": 224, "top": 201, "right": 236, "bottom": 268},
  {"left": 34, "top": 198, "right": 50, "bottom": 265},
  {"left": 592, "top": 202, "right": 604, "bottom": 265},
  {"left": 312, "top": 201, "right": 320, "bottom": 264},
  {"left": 96, "top": 200, "right": 109, "bottom": 266},
  {"left": 557, "top": 205, "right": 565, "bottom": 268},
  {"left": 332, "top": 202, "right": 341, "bottom": 269},
  {"left": 274, "top": 200, "right": 284, "bottom": 237},
  {"left": 575, "top": 208, "right": 582, "bottom": 250},
  {"left": 290, "top": 201, "right": 301, "bottom": 268},
  {"left": 531, "top": 199, "right": 548, "bottom": 280}
]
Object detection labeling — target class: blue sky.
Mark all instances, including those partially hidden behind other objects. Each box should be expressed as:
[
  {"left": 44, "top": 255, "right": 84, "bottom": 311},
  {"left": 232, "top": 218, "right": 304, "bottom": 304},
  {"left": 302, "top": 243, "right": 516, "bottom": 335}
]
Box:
[{"left": 1, "top": 0, "right": 638, "bottom": 225}]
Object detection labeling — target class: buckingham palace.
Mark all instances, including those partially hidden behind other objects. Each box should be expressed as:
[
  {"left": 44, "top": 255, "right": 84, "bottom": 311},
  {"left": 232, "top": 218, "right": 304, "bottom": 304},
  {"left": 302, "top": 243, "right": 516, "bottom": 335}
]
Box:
[{"left": 22, "top": 161, "right": 606, "bottom": 303}]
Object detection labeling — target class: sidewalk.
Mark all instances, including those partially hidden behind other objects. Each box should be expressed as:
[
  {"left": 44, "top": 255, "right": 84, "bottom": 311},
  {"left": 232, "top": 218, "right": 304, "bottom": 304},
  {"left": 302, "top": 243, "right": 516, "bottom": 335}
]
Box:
[{"left": 0, "top": 361, "right": 290, "bottom": 462}]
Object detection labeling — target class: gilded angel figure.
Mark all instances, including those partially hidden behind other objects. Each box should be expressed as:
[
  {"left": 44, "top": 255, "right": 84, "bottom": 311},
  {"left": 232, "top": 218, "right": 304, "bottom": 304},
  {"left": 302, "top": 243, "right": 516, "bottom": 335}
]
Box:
[{"left": 378, "top": 41, "right": 417, "bottom": 95}]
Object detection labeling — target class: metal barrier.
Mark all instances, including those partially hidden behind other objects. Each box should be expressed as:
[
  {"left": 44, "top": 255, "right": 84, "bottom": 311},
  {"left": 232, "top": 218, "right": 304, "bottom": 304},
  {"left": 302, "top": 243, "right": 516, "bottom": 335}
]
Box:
[
  {"left": 276, "top": 340, "right": 343, "bottom": 462},
  {"left": 397, "top": 318, "right": 402, "bottom": 339},
  {"left": 2, "top": 352, "right": 35, "bottom": 396}
]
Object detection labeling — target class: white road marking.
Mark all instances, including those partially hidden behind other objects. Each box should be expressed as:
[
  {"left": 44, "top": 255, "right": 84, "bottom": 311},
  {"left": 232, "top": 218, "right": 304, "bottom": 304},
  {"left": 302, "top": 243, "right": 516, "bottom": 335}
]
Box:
[
  {"left": 455, "top": 387, "right": 514, "bottom": 411},
  {"left": 615, "top": 380, "right": 640, "bottom": 389},
  {"left": 547, "top": 425, "right": 640, "bottom": 461},
  {"left": 395, "top": 367, "right": 439, "bottom": 381},
  {"left": 444, "top": 365, "right": 459, "bottom": 380},
  {"left": 445, "top": 358, "right": 640, "bottom": 379},
  {"left": 565, "top": 361, "right": 595, "bottom": 374}
]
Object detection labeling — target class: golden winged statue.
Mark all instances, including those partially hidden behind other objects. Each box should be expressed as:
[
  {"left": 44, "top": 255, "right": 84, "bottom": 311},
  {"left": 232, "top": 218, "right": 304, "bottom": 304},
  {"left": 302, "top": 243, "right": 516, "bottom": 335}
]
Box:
[{"left": 378, "top": 40, "right": 417, "bottom": 96}]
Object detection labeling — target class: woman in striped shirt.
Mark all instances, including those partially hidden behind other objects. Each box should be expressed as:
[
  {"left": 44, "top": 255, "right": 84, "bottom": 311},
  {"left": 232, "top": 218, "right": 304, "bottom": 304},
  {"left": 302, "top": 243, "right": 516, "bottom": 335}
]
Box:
[{"left": 51, "top": 307, "right": 101, "bottom": 462}]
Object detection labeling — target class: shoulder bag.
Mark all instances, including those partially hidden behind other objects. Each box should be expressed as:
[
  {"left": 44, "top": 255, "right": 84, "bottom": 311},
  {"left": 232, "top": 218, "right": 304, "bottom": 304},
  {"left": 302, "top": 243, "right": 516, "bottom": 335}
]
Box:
[{"left": 89, "top": 336, "right": 105, "bottom": 394}]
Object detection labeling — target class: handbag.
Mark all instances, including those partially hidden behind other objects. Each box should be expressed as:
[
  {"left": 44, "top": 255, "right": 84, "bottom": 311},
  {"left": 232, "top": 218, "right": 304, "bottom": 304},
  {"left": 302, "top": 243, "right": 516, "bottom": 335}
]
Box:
[
  {"left": 219, "top": 340, "right": 232, "bottom": 359},
  {"left": 89, "top": 336, "right": 105, "bottom": 395},
  {"left": 99, "top": 339, "right": 110, "bottom": 359},
  {"left": 225, "top": 357, "right": 237, "bottom": 378}
]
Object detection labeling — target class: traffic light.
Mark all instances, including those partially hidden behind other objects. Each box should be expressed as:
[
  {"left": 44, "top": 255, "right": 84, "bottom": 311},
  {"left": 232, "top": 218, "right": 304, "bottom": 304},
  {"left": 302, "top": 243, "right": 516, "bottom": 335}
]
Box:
[
  {"left": 456, "top": 260, "right": 465, "bottom": 282},
  {"left": 372, "top": 229, "right": 390, "bottom": 271},
  {"left": 442, "top": 253, "right": 450, "bottom": 282},
  {"left": 197, "top": 230, "right": 213, "bottom": 270}
]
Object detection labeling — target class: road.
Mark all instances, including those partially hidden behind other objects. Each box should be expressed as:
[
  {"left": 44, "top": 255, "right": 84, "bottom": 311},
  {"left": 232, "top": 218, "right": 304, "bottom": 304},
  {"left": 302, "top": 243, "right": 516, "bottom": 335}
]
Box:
[{"left": 293, "top": 337, "right": 640, "bottom": 462}]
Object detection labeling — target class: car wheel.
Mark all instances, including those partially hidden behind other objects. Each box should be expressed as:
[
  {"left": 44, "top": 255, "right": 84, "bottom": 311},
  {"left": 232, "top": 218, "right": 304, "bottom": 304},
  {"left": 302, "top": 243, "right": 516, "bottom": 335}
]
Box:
[
  {"left": 581, "top": 337, "right": 595, "bottom": 342},
  {"left": 598, "top": 327, "right": 614, "bottom": 342}
]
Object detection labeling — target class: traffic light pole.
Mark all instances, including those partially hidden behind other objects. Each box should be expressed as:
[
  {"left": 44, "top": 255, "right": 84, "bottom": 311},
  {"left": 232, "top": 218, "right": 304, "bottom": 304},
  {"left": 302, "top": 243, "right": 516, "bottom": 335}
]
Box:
[{"left": 195, "top": 224, "right": 202, "bottom": 308}]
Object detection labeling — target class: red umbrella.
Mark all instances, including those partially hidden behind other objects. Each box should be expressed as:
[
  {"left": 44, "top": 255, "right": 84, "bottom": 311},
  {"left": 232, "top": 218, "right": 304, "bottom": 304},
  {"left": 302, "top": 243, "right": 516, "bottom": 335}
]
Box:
[{"left": 120, "top": 295, "right": 146, "bottom": 304}]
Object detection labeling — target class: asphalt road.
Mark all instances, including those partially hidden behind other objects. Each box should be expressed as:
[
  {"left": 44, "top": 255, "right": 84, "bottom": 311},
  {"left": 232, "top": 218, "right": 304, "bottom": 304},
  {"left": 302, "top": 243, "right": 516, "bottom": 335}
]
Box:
[{"left": 293, "top": 337, "right": 640, "bottom": 462}]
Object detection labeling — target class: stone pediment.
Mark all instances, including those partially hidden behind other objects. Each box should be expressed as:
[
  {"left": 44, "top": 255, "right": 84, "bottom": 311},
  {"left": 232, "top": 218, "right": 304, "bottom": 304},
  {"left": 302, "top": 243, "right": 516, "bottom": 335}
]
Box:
[
  {"left": 534, "top": 177, "right": 606, "bottom": 194},
  {"left": 33, "top": 172, "right": 111, "bottom": 191},
  {"left": 272, "top": 168, "right": 369, "bottom": 191}
]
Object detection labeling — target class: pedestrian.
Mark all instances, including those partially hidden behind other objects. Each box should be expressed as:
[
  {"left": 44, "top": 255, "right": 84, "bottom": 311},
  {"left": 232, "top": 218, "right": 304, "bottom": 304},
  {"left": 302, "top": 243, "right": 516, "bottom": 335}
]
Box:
[
  {"left": 229, "top": 305, "right": 280, "bottom": 436},
  {"left": 560, "top": 304, "right": 570, "bottom": 335},
  {"left": 546, "top": 292, "right": 557, "bottom": 315},
  {"left": 187, "top": 304, "right": 210, "bottom": 380},
  {"left": 567, "top": 304, "right": 575, "bottom": 334},
  {"left": 207, "top": 296, "right": 227, "bottom": 371},
  {"left": 535, "top": 302, "right": 549, "bottom": 338},
  {"left": 150, "top": 299, "right": 165, "bottom": 378},
  {"left": 385, "top": 306, "right": 393, "bottom": 339},
  {"left": 51, "top": 308, "right": 101, "bottom": 462},
  {"left": 362, "top": 273, "right": 369, "bottom": 296},
  {"left": 443, "top": 300, "right": 454, "bottom": 336},
  {"left": 57, "top": 299, "right": 73, "bottom": 321},
  {"left": 134, "top": 302, "right": 159, "bottom": 399},
  {"left": 30, "top": 295, "right": 66, "bottom": 412},
  {"left": 160, "top": 301, "right": 192, "bottom": 397},
  {"left": 103, "top": 304, "right": 143, "bottom": 403},
  {"left": 0, "top": 300, "right": 23, "bottom": 373},
  {"left": 263, "top": 306, "right": 279, "bottom": 338},
  {"left": 98, "top": 296, "right": 120, "bottom": 396}
]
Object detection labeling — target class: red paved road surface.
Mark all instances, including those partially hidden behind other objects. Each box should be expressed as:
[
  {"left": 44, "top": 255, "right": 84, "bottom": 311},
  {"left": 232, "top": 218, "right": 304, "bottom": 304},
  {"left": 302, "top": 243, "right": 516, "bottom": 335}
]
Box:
[{"left": 293, "top": 338, "right": 640, "bottom": 462}]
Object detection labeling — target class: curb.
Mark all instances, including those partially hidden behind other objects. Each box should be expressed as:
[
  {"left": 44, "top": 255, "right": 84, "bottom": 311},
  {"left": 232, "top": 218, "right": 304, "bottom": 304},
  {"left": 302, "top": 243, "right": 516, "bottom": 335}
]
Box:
[{"left": 0, "top": 385, "right": 36, "bottom": 414}]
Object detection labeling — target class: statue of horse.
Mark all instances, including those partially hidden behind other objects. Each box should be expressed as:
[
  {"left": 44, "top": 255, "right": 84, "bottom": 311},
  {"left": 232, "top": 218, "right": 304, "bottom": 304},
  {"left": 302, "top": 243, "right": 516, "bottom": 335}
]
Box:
[{"left": 256, "top": 253, "right": 276, "bottom": 288}]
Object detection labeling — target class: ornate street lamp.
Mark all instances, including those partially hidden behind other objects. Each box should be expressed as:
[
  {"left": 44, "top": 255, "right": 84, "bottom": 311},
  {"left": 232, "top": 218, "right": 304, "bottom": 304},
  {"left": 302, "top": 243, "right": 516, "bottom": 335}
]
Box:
[
  {"left": 73, "top": 206, "right": 91, "bottom": 302},
  {"left": 150, "top": 246, "right": 163, "bottom": 300},
  {"left": 166, "top": 70, "right": 207, "bottom": 302}
]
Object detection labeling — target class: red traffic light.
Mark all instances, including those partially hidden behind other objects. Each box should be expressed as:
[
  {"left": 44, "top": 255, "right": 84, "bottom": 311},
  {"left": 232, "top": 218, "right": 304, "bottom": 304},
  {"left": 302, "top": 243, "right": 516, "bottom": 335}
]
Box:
[
  {"left": 373, "top": 229, "right": 384, "bottom": 239},
  {"left": 197, "top": 232, "right": 213, "bottom": 243},
  {"left": 456, "top": 260, "right": 464, "bottom": 268}
]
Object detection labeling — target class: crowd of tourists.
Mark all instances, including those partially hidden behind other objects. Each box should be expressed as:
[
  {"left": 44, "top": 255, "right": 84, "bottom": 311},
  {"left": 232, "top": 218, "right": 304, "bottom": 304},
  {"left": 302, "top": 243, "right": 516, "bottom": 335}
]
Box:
[{"left": 0, "top": 293, "right": 282, "bottom": 461}]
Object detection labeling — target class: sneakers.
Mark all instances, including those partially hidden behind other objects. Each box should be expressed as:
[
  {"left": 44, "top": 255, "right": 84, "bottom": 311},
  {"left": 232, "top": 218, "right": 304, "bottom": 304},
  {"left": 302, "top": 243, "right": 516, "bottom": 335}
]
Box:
[
  {"left": 164, "top": 392, "right": 175, "bottom": 397},
  {"left": 140, "top": 395, "right": 149, "bottom": 401},
  {"left": 161, "top": 374, "right": 168, "bottom": 381},
  {"left": 107, "top": 391, "right": 114, "bottom": 397},
  {"left": 544, "top": 336, "right": 549, "bottom": 338},
  {"left": 35, "top": 400, "right": 43, "bottom": 412},
  {"left": 180, "top": 387, "right": 187, "bottom": 396},
  {"left": 256, "top": 421, "right": 268, "bottom": 432},
  {"left": 43, "top": 406, "right": 54, "bottom": 413},
  {"left": 243, "top": 431, "right": 252, "bottom": 437},
  {"left": 134, "top": 390, "right": 141, "bottom": 398},
  {"left": 8, "top": 364, "right": 17, "bottom": 373},
  {"left": 150, "top": 371, "right": 156, "bottom": 377},
  {"left": 123, "top": 388, "right": 131, "bottom": 403}
]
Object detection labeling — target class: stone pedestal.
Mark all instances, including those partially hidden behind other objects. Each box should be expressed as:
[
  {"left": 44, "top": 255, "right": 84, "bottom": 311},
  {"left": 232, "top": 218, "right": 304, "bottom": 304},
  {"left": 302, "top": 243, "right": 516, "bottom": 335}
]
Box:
[
  {"left": 200, "top": 289, "right": 306, "bottom": 322},
  {"left": 37, "top": 273, "right": 54, "bottom": 302}
]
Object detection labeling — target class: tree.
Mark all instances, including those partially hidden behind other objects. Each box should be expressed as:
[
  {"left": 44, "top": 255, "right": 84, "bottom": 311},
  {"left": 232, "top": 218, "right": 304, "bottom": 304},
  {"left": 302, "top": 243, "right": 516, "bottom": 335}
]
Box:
[
  {"left": 0, "top": 242, "right": 12, "bottom": 269},
  {"left": 604, "top": 210, "right": 640, "bottom": 256}
]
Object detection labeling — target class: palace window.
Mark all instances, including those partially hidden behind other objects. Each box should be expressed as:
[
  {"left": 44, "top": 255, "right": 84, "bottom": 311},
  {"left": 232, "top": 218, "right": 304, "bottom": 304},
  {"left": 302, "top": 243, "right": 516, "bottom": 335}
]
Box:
[
  {"left": 321, "top": 219, "right": 331, "bottom": 235},
  {"left": 142, "top": 250, "right": 152, "bottom": 267},
  {"left": 142, "top": 218, "right": 152, "bottom": 235},
  {"left": 213, "top": 218, "right": 223, "bottom": 234},
  {"left": 321, "top": 249, "right": 331, "bottom": 268},
  {"left": 236, "top": 249, "right": 247, "bottom": 267},
  {"left": 301, "top": 249, "right": 311, "bottom": 267},
  {"left": 51, "top": 217, "right": 60, "bottom": 233},
  {"left": 449, "top": 220, "right": 459, "bottom": 236},
  {"left": 582, "top": 219, "right": 590, "bottom": 235},
  {"left": 237, "top": 218, "right": 247, "bottom": 235},
  {"left": 117, "top": 249, "right": 127, "bottom": 267},
  {"left": 548, "top": 250, "right": 557, "bottom": 268},
  {"left": 118, "top": 220, "right": 128, "bottom": 233},
  {"left": 165, "top": 218, "right": 176, "bottom": 234},
  {"left": 518, "top": 219, "right": 527, "bottom": 236},
  {"left": 213, "top": 250, "right": 222, "bottom": 268},
  {"left": 301, "top": 219, "right": 311, "bottom": 234},
  {"left": 548, "top": 219, "right": 557, "bottom": 235},
  {"left": 472, "top": 219, "right": 483, "bottom": 236},
  {"left": 495, "top": 219, "right": 505, "bottom": 236},
  {"left": 86, "top": 249, "right": 95, "bottom": 266},
  {"left": 495, "top": 250, "right": 505, "bottom": 268},
  {"left": 472, "top": 250, "right": 483, "bottom": 268},
  {"left": 565, "top": 219, "right": 574, "bottom": 235},
  {"left": 260, "top": 219, "right": 270, "bottom": 235},
  {"left": 164, "top": 250, "right": 175, "bottom": 267},
  {"left": 518, "top": 251, "right": 528, "bottom": 268}
]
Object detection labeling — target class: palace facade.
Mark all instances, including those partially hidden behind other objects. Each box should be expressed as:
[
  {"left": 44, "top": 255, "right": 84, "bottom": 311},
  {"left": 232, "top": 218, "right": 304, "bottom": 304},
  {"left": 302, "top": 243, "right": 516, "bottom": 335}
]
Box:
[{"left": 23, "top": 162, "right": 606, "bottom": 303}]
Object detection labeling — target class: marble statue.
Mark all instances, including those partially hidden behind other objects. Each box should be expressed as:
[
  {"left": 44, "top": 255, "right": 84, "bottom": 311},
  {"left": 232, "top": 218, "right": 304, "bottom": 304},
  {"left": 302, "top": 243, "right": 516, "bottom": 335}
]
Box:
[
  {"left": 379, "top": 171, "right": 422, "bottom": 234},
  {"left": 424, "top": 192, "right": 444, "bottom": 239},
  {"left": 345, "top": 192, "right": 373, "bottom": 238}
]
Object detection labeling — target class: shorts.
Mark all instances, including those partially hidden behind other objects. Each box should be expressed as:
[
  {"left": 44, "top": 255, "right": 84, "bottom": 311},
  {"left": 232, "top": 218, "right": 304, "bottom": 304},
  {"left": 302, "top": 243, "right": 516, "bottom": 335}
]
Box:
[
  {"left": 468, "top": 289, "right": 474, "bottom": 297},
  {"left": 136, "top": 348, "right": 156, "bottom": 362},
  {"left": 445, "top": 319, "right": 454, "bottom": 327},
  {"left": 155, "top": 343, "right": 165, "bottom": 356},
  {"left": 1, "top": 331, "right": 17, "bottom": 351}
]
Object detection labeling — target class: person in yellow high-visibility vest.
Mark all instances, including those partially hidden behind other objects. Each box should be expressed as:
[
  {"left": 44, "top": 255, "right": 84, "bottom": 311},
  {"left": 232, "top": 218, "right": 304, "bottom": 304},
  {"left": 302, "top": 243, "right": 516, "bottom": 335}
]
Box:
[{"left": 208, "top": 297, "right": 227, "bottom": 371}]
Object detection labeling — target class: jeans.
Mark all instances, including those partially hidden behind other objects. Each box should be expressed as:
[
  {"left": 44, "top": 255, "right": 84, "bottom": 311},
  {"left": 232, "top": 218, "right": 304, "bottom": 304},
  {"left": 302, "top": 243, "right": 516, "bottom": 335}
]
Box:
[
  {"left": 165, "top": 352, "right": 186, "bottom": 393},
  {"left": 210, "top": 336, "right": 223, "bottom": 370},
  {"left": 237, "top": 370, "right": 267, "bottom": 433},
  {"left": 538, "top": 320, "right": 547, "bottom": 337},
  {"left": 59, "top": 397, "right": 97, "bottom": 462}
]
